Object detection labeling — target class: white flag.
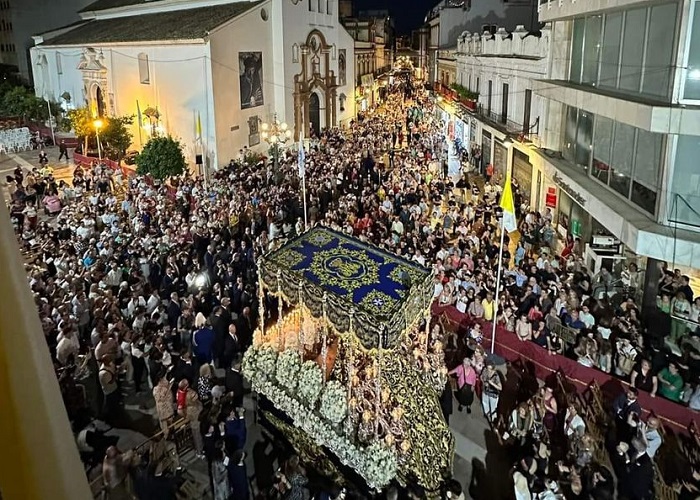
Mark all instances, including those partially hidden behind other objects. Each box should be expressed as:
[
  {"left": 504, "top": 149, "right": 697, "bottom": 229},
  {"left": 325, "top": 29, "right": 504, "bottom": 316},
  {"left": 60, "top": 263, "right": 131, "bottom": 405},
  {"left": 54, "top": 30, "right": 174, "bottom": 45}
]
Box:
[{"left": 298, "top": 138, "right": 305, "bottom": 178}]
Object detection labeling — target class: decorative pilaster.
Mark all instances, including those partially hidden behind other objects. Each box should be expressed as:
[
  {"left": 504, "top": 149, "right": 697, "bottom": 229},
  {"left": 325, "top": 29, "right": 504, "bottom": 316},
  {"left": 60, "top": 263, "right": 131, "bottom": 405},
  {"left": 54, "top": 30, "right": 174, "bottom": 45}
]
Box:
[
  {"left": 276, "top": 269, "right": 283, "bottom": 350},
  {"left": 298, "top": 283, "right": 305, "bottom": 355},
  {"left": 321, "top": 293, "right": 329, "bottom": 382},
  {"left": 258, "top": 258, "right": 265, "bottom": 340}
]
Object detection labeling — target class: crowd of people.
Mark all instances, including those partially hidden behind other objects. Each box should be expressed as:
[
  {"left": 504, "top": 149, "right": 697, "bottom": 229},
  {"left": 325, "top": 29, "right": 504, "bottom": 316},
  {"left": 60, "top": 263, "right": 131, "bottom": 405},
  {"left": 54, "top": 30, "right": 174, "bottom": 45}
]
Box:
[{"left": 4, "top": 74, "right": 700, "bottom": 500}]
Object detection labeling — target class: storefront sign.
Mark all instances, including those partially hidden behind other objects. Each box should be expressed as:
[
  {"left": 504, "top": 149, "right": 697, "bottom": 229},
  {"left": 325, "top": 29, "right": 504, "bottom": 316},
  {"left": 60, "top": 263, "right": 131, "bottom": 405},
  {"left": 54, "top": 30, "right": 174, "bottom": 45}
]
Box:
[
  {"left": 454, "top": 119, "right": 464, "bottom": 144},
  {"left": 552, "top": 173, "right": 586, "bottom": 206},
  {"left": 493, "top": 141, "right": 507, "bottom": 180},
  {"left": 512, "top": 149, "right": 533, "bottom": 203},
  {"left": 571, "top": 219, "right": 582, "bottom": 237},
  {"left": 545, "top": 187, "right": 557, "bottom": 208}
]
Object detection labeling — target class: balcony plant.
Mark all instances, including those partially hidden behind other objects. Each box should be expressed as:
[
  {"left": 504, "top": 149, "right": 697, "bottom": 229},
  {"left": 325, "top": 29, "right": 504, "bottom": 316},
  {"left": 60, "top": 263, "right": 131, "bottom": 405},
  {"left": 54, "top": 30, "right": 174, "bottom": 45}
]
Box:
[{"left": 450, "top": 83, "right": 479, "bottom": 110}]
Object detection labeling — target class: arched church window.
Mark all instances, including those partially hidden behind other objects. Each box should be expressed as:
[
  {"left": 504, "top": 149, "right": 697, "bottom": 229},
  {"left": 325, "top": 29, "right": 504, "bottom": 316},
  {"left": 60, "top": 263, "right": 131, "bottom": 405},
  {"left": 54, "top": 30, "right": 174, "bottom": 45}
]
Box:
[{"left": 138, "top": 53, "right": 150, "bottom": 84}]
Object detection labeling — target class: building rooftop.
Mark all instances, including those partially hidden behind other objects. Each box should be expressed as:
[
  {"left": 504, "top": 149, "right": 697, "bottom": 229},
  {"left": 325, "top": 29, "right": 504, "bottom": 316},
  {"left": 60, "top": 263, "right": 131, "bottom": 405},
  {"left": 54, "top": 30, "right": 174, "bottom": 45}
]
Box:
[{"left": 41, "top": 1, "right": 262, "bottom": 45}]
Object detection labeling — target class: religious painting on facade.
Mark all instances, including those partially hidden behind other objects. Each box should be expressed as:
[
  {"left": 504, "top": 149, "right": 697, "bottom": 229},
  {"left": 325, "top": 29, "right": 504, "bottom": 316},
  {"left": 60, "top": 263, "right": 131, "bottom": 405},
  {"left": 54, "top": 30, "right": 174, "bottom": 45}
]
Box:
[
  {"left": 248, "top": 115, "right": 260, "bottom": 146},
  {"left": 338, "top": 49, "right": 346, "bottom": 86},
  {"left": 239, "top": 52, "right": 264, "bottom": 109}
]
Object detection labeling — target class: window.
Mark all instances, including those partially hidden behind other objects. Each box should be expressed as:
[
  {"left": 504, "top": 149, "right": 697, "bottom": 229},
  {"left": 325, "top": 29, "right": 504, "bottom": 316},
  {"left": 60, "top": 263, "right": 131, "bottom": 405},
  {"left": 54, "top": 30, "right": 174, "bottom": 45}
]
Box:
[
  {"left": 563, "top": 106, "right": 578, "bottom": 163},
  {"left": 684, "top": 1, "right": 700, "bottom": 100},
  {"left": 292, "top": 43, "right": 299, "bottom": 63},
  {"left": 318, "top": 0, "right": 324, "bottom": 13},
  {"left": 582, "top": 15, "right": 602, "bottom": 85},
  {"left": 569, "top": 3, "right": 677, "bottom": 100},
  {"left": 671, "top": 136, "right": 700, "bottom": 225},
  {"left": 501, "top": 82, "right": 509, "bottom": 124},
  {"left": 56, "top": 53, "right": 62, "bottom": 75},
  {"left": 643, "top": 3, "right": 677, "bottom": 96},
  {"left": 327, "top": 0, "right": 332, "bottom": 15},
  {"left": 610, "top": 122, "right": 634, "bottom": 197},
  {"left": 523, "top": 89, "right": 532, "bottom": 136},
  {"left": 619, "top": 8, "right": 646, "bottom": 93},
  {"left": 487, "top": 80, "right": 492, "bottom": 114},
  {"left": 599, "top": 12, "right": 622, "bottom": 89},
  {"left": 309, "top": 0, "right": 315, "bottom": 11},
  {"left": 570, "top": 18, "right": 584, "bottom": 83},
  {"left": 138, "top": 53, "right": 149, "bottom": 84},
  {"left": 592, "top": 115, "right": 613, "bottom": 184},
  {"left": 575, "top": 110, "right": 592, "bottom": 169}
]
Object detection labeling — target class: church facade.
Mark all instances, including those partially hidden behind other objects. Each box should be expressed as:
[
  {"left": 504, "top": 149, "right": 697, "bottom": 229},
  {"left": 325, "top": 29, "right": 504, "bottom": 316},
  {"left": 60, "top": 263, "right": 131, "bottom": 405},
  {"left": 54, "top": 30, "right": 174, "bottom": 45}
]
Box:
[{"left": 30, "top": 0, "right": 355, "bottom": 168}]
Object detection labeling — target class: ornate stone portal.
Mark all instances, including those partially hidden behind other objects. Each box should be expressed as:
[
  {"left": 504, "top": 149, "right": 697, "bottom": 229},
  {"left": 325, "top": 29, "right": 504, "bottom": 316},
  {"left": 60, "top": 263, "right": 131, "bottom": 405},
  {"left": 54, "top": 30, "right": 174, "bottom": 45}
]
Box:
[
  {"left": 293, "top": 30, "right": 339, "bottom": 139},
  {"left": 78, "top": 48, "right": 114, "bottom": 117}
]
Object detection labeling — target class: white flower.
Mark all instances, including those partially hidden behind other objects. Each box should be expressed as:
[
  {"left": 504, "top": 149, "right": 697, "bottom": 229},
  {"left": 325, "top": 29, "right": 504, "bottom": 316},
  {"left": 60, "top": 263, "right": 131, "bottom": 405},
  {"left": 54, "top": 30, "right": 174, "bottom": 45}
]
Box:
[
  {"left": 319, "top": 380, "right": 348, "bottom": 425},
  {"left": 249, "top": 366, "right": 397, "bottom": 489},
  {"left": 242, "top": 345, "right": 278, "bottom": 384},
  {"left": 298, "top": 361, "right": 324, "bottom": 405},
  {"left": 276, "top": 350, "right": 302, "bottom": 391}
]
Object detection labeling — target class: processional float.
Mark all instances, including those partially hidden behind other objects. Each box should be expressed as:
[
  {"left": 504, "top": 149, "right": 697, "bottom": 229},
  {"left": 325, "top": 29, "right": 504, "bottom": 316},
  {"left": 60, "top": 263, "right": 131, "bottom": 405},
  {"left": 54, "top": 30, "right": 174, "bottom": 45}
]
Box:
[{"left": 243, "top": 226, "right": 453, "bottom": 493}]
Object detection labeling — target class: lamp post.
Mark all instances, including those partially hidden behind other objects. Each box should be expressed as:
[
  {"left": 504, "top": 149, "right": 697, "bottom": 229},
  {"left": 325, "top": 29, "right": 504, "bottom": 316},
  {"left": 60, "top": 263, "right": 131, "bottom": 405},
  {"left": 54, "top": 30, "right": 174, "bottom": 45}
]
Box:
[
  {"left": 93, "top": 119, "right": 103, "bottom": 161},
  {"left": 260, "top": 114, "right": 292, "bottom": 172}
]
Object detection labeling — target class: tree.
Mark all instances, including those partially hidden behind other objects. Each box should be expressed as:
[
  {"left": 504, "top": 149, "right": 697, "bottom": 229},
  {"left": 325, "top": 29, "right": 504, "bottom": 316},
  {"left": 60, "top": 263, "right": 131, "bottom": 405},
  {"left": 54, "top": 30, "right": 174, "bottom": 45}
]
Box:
[
  {"left": 135, "top": 136, "right": 186, "bottom": 180},
  {"left": 101, "top": 114, "right": 134, "bottom": 161},
  {"left": 66, "top": 106, "right": 94, "bottom": 153}
]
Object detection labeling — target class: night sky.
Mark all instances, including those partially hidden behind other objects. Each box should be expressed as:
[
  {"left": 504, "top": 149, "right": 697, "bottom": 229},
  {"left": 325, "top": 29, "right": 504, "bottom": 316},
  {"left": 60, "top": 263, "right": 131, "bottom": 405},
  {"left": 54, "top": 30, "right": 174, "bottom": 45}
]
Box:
[{"left": 353, "top": 0, "right": 438, "bottom": 34}]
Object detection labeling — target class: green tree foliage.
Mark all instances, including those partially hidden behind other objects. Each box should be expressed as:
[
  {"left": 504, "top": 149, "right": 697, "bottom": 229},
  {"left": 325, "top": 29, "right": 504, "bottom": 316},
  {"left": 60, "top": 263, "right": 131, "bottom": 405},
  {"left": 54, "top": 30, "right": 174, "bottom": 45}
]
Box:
[
  {"left": 66, "top": 106, "right": 94, "bottom": 153},
  {"left": 66, "top": 107, "right": 135, "bottom": 160},
  {"left": 0, "top": 85, "right": 61, "bottom": 122},
  {"left": 135, "top": 136, "right": 186, "bottom": 180},
  {"left": 101, "top": 114, "right": 134, "bottom": 160}
]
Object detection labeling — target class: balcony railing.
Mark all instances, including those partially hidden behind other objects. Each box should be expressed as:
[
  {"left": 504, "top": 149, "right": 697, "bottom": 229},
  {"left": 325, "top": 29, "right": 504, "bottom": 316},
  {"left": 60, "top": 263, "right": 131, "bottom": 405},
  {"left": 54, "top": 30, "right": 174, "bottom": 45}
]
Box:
[
  {"left": 433, "top": 81, "right": 541, "bottom": 144},
  {"left": 374, "top": 64, "right": 392, "bottom": 78},
  {"left": 89, "top": 417, "right": 199, "bottom": 499}
]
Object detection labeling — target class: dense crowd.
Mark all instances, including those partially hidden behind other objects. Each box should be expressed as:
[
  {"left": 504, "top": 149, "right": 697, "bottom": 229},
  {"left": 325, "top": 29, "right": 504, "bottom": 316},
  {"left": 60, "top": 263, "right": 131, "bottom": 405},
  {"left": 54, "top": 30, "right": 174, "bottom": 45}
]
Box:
[{"left": 3, "top": 78, "right": 699, "bottom": 500}]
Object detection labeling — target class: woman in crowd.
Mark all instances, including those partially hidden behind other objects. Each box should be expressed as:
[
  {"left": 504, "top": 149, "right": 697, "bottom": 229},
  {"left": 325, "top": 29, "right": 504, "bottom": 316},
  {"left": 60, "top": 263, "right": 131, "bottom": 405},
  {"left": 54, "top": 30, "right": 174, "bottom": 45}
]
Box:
[
  {"left": 481, "top": 361, "right": 502, "bottom": 423},
  {"left": 449, "top": 356, "right": 477, "bottom": 413}
]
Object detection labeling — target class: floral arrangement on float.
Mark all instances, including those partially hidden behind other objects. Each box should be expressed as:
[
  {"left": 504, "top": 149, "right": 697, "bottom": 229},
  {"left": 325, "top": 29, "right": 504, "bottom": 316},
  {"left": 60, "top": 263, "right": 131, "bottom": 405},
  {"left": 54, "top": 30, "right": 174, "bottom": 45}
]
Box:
[
  {"left": 246, "top": 227, "right": 454, "bottom": 495},
  {"left": 243, "top": 345, "right": 398, "bottom": 490}
]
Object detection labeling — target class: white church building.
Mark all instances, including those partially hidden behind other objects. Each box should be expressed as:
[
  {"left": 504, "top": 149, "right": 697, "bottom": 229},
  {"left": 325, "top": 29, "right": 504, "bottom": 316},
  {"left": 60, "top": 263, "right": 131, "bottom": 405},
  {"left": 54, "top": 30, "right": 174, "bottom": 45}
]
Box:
[{"left": 30, "top": 0, "right": 356, "bottom": 168}]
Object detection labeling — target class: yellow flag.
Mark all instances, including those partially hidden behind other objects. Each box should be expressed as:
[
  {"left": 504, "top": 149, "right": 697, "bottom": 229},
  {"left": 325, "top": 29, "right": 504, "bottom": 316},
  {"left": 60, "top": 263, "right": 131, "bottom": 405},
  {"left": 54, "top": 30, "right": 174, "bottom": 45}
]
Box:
[
  {"left": 500, "top": 169, "right": 517, "bottom": 233},
  {"left": 196, "top": 112, "right": 202, "bottom": 140}
]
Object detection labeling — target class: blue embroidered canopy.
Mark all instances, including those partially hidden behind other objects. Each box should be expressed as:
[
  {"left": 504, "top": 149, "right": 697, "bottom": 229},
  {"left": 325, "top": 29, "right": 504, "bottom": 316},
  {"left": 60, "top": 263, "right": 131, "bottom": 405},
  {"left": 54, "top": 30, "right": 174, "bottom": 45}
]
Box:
[{"left": 258, "top": 226, "right": 433, "bottom": 350}]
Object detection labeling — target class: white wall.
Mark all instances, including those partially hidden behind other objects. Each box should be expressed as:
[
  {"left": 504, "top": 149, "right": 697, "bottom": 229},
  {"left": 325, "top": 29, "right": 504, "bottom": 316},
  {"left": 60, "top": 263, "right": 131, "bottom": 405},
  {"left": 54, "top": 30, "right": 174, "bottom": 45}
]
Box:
[
  {"left": 30, "top": 0, "right": 356, "bottom": 169},
  {"left": 280, "top": 0, "right": 355, "bottom": 128},
  {"left": 456, "top": 27, "right": 550, "bottom": 141},
  {"left": 32, "top": 42, "right": 211, "bottom": 165},
  {"left": 209, "top": 2, "right": 276, "bottom": 163}
]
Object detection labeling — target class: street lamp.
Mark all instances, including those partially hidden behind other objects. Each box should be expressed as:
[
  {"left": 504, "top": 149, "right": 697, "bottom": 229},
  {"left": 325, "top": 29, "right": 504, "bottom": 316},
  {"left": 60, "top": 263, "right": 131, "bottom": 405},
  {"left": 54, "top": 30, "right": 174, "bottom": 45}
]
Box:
[
  {"left": 93, "top": 119, "right": 103, "bottom": 161},
  {"left": 261, "top": 114, "right": 293, "bottom": 172}
]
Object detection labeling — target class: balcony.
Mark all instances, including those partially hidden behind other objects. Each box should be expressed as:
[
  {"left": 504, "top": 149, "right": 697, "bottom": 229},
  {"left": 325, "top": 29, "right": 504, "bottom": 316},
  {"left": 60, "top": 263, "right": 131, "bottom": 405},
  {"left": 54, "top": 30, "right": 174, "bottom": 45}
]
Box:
[
  {"left": 433, "top": 81, "right": 541, "bottom": 143},
  {"left": 437, "top": 50, "right": 455, "bottom": 61},
  {"left": 374, "top": 64, "right": 391, "bottom": 78}
]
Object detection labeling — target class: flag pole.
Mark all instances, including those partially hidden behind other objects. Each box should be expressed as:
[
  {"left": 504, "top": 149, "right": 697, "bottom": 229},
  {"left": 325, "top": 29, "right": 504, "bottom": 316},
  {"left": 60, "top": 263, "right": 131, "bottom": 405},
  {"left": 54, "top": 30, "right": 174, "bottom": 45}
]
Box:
[
  {"left": 491, "top": 216, "right": 506, "bottom": 354},
  {"left": 298, "top": 134, "right": 308, "bottom": 231},
  {"left": 136, "top": 100, "right": 143, "bottom": 146},
  {"left": 302, "top": 169, "right": 308, "bottom": 231},
  {"left": 45, "top": 99, "right": 55, "bottom": 147}
]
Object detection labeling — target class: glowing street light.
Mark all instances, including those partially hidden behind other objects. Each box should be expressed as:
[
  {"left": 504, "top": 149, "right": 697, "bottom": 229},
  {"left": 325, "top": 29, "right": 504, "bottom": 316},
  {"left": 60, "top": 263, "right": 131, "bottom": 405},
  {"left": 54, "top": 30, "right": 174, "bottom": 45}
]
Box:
[
  {"left": 261, "top": 114, "right": 293, "bottom": 171},
  {"left": 93, "top": 119, "right": 104, "bottom": 161}
]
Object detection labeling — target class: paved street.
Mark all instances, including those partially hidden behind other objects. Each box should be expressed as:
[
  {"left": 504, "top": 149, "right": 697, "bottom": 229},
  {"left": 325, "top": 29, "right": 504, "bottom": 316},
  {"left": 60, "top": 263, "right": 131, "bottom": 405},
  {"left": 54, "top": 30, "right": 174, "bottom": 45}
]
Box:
[{"left": 1, "top": 145, "right": 75, "bottom": 203}]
